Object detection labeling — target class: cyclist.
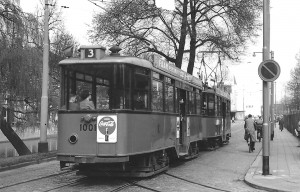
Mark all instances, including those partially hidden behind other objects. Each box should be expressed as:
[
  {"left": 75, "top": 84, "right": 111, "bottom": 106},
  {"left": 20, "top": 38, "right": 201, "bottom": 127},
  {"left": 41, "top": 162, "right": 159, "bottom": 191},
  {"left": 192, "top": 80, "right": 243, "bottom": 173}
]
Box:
[
  {"left": 255, "top": 116, "right": 263, "bottom": 142},
  {"left": 244, "top": 114, "right": 256, "bottom": 151}
]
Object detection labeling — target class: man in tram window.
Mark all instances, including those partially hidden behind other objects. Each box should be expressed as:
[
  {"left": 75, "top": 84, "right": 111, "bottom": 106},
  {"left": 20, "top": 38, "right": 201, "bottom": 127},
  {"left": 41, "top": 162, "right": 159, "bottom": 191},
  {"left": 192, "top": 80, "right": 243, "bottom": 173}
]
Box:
[
  {"left": 61, "top": 93, "right": 79, "bottom": 110},
  {"left": 68, "top": 94, "right": 80, "bottom": 110},
  {"left": 79, "top": 90, "right": 95, "bottom": 110},
  {"left": 134, "top": 94, "right": 145, "bottom": 110}
]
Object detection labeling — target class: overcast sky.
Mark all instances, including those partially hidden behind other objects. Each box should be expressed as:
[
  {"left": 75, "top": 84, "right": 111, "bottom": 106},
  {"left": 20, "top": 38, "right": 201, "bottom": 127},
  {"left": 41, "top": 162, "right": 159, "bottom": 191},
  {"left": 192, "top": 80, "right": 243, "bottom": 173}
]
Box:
[{"left": 21, "top": 0, "right": 300, "bottom": 102}]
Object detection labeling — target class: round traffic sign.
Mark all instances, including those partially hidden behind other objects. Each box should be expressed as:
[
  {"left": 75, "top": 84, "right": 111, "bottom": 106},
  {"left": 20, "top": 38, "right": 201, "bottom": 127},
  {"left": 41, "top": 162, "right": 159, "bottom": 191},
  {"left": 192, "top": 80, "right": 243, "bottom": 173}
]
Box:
[{"left": 258, "top": 60, "right": 280, "bottom": 82}]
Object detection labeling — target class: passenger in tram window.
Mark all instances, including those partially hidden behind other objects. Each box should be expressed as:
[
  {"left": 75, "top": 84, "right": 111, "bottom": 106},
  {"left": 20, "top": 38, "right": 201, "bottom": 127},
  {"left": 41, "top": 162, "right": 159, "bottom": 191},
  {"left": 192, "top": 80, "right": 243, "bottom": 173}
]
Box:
[
  {"left": 68, "top": 94, "right": 80, "bottom": 110},
  {"left": 61, "top": 94, "right": 79, "bottom": 110},
  {"left": 79, "top": 90, "right": 95, "bottom": 110},
  {"left": 134, "top": 95, "right": 145, "bottom": 110}
]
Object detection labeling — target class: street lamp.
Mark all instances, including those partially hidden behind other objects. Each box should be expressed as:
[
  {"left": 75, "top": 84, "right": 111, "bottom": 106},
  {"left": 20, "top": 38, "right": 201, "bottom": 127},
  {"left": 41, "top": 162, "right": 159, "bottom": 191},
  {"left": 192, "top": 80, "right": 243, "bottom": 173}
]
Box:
[
  {"left": 39, "top": 1, "right": 69, "bottom": 153},
  {"left": 38, "top": 0, "right": 50, "bottom": 153}
]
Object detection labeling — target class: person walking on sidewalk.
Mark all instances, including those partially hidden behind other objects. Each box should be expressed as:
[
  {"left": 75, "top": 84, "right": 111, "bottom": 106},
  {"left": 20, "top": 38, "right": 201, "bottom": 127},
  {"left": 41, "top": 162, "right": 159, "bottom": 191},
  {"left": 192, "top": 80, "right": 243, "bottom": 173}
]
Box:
[
  {"left": 244, "top": 114, "right": 256, "bottom": 151},
  {"left": 295, "top": 120, "right": 300, "bottom": 147},
  {"left": 279, "top": 116, "right": 284, "bottom": 131}
]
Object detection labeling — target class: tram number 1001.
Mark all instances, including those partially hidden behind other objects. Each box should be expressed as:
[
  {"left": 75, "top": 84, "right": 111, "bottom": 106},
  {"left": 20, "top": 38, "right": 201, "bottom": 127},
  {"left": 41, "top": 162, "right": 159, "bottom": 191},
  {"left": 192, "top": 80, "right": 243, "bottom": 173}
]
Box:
[{"left": 80, "top": 124, "right": 97, "bottom": 131}]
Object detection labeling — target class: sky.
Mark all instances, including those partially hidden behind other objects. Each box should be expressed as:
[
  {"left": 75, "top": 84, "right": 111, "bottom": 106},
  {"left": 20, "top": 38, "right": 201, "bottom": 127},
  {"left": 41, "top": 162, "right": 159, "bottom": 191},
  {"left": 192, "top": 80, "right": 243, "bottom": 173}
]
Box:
[{"left": 20, "top": 0, "right": 300, "bottom": 103}]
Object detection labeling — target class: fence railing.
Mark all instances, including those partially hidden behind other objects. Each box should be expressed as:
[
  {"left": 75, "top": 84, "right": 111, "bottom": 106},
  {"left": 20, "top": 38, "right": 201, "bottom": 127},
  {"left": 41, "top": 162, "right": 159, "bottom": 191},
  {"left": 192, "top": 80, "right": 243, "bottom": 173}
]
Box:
[{"left": 283, "top": 113, "right": 300, "bottom": 136}]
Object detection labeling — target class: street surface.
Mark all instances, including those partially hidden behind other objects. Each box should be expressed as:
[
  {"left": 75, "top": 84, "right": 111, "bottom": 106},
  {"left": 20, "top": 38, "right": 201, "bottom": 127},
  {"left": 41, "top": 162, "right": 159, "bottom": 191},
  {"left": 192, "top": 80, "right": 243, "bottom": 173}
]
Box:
[{"left": 0, "top": 121, "right": 266, "bottom": 192}]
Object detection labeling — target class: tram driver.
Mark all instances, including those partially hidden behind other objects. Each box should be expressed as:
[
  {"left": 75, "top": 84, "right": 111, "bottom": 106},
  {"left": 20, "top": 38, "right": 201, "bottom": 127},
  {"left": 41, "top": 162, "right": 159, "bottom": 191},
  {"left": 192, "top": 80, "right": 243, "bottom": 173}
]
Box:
[{"left": 79, "top": 90, "right": 95, "bottom": 110}]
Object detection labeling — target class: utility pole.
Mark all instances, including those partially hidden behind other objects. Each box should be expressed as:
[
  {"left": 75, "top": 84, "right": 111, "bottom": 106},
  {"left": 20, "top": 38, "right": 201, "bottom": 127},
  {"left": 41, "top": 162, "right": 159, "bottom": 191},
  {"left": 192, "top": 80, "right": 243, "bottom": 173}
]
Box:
[
  {"left": 38, "top": 0, "right": 50, "bottom": 153},
  {"left": 262, "top": 0, "right": 270, "bottom": 175}
]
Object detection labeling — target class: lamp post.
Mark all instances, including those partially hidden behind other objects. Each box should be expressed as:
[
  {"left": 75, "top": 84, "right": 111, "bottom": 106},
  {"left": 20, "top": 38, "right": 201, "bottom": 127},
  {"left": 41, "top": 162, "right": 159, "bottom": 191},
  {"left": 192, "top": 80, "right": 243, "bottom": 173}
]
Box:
[{"left": 38, "top": 0, "right": 50, "bottom": 153}]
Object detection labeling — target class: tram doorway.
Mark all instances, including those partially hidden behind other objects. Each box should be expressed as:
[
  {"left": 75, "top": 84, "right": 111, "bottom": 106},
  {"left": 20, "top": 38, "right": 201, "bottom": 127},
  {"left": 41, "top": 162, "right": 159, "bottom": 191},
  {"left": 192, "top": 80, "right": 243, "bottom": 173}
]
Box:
[
  {"left": 178, "top": 89, "right": 187, "bottom": 145},
  {"left": 222, "top": 101, "right": 227, "bottom": 141}
]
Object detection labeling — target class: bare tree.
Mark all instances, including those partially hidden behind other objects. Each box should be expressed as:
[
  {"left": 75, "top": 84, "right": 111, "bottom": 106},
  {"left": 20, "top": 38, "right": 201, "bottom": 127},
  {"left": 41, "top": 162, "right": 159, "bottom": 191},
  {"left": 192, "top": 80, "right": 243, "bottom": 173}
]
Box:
[
  {"left": 0, "top": 0, "right": 76, "bottom": 126},
  {"left": 90, "top": 0, "right": 262, "bottom": 75}
]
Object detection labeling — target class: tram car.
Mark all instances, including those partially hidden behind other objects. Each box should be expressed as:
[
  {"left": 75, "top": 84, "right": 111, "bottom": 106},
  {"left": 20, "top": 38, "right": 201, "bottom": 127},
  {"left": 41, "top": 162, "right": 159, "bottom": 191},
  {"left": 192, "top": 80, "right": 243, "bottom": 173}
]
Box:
[{"left": 57, "top": 45, "right": 231, "bottom": 177}]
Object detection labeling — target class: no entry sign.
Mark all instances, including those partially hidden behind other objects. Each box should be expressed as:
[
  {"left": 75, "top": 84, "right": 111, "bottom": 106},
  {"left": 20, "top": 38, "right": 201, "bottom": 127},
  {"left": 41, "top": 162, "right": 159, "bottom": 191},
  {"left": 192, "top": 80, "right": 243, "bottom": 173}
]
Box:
[{"left": 258, "top": 60, "right": 281, "bottom": 82}]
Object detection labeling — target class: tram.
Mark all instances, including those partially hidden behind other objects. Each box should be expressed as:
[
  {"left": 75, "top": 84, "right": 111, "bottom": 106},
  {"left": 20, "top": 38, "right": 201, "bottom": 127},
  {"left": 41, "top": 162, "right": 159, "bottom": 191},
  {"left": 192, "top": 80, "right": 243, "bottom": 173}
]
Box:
[{"left": 57, "top": 45, "right": 231, "bottom": 177}]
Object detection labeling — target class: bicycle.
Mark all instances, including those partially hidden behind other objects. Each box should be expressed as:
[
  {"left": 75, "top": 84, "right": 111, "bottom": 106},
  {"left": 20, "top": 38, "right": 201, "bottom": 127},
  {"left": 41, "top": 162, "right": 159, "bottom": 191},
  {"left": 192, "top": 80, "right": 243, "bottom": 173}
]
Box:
[{"left": 248, "top": 134, "right": 255, "bottom": 153}]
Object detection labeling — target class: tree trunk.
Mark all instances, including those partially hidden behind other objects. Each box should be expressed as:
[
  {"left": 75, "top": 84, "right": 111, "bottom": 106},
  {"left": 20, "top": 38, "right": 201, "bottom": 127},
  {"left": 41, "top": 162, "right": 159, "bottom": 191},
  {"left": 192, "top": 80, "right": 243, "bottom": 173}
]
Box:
[
  {"left": 187, "top": 0, "right": 197, "bottom": 75},
  {"left": 175, "top": 0, "right": 188, "bottom": 69},
  {"left": 0, "top": 107, "right": 31, "bottom": 156}
]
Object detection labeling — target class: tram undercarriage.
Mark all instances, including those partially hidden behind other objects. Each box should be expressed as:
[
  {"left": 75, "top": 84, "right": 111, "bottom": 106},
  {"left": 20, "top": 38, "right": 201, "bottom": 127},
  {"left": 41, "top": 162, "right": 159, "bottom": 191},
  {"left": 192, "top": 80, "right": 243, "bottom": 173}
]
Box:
[{"left": 75, "top": 150, "right": 170, "bottom": 177}]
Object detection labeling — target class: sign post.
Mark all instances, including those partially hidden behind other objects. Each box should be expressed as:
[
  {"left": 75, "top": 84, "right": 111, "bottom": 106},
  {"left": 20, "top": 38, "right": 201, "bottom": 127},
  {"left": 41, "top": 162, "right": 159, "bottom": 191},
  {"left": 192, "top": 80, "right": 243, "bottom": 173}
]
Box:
[
  {"left": 261, "top": 0, "right": 271, "bottom": 175},
  {"left": 258, "top": 60, "right": 281, "bottom": 175}
]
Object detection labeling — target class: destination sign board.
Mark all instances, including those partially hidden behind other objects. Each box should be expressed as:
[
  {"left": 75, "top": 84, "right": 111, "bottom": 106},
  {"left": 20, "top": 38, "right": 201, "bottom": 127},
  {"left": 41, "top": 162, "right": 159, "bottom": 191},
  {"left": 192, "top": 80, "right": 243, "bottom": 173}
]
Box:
[{"left": 151, "top": 55, "right": 202, "bottom": 87}]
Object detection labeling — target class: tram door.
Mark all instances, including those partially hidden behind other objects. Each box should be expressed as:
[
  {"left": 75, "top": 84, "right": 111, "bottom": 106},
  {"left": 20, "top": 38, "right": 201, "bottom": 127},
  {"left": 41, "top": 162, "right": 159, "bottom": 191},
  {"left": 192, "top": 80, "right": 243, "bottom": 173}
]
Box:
[
  {"left": 178, "top": 89, "right": 186, "bottom": 145},
  {"left": 222, "top": 101, "right": 227, "bottom": 141}
]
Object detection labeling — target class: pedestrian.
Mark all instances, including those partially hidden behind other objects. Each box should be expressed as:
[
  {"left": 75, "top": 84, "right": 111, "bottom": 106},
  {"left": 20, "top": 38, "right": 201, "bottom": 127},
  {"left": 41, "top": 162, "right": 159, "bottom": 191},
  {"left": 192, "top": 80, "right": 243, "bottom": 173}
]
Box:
[
  {"left": 244, "top": 114, "right": 256, "bottom": 151},
  {"left": 279, "top": 116, "right": 284, "bottom": 131},
  {"left": 255, "top": 116, "right": 263, "bottom": 142},
  {"left": 295, "top": 120, "right": 300, "bottom": 147}
]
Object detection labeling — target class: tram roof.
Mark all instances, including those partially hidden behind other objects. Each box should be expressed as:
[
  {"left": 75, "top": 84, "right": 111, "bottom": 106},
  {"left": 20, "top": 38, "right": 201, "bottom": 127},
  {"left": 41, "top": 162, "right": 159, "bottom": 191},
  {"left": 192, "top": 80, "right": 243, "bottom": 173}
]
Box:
[
  {"left": 59, "top": 56, "right": 153, "bottom": 68},
  {"left": 203, "top": 87, "right": 230, "bottom": 100},
  {"left": 59, "top": 55, "right": 203, "bottom": 89}
]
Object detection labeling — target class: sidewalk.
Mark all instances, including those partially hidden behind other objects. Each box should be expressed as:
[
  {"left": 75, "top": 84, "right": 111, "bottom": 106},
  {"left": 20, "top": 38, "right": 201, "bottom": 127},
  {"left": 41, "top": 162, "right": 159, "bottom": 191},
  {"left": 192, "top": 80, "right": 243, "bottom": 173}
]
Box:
[
  {"left": 0, "top": 151, "right": 56, "bottom": 171},
  {"left": 245, "top": 125, "right": 300, "bottom": 192}
]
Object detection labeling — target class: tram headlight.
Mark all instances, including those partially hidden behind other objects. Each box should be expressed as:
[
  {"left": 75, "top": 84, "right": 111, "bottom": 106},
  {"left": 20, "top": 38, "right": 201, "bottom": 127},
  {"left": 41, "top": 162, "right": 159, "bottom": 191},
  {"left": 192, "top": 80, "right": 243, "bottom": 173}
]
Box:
[{"left": 69, "top": 133, "right": 78, "bottom": 144}]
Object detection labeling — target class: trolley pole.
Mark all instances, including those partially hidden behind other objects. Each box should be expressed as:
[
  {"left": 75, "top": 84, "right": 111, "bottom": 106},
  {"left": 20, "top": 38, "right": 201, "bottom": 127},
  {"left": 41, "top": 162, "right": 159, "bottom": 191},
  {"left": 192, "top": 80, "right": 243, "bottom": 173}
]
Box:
[
  {"left": 262, "top": 0, "right": 270, "bottom": 175},
  {"left": 38, "top": 0, "right": 49, "bottom": 153}
]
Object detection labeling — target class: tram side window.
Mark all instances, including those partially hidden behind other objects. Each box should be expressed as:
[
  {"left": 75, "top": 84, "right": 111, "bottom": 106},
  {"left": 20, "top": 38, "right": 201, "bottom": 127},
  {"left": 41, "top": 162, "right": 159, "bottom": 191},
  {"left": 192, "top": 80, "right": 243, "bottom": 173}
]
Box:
[
  {"left": 216, "top": 96, "right": 221, "bottom": 116},
  {"left": 188, "top": 91, "right": 196, "bottom": 114},
  {"left": 215, "top": 96, "right": 218, "bottom": 116},
  {"left": 208, "top": 94, "right": 215, "bottom": 116},
  {"left": 165, "top": 80, "right": 174, "bottom": 112},
  {"left": 196, "top": 90, "right": 201, "bottom": 115},
  {"left": 96, "top": 79, "right": 109, "bottom": 110},
  {"left": 134, "top": 67, "right": 149, "bottom": 110},
  {"left": 152, "top": 79, "right": 163, "bottom": 111},
  {"left": 113, "top": 65, "right": 132, "bottom": 109},
  {"left": 202, "top": 93, "right": 208, "bottom": 115},
  {"left": 227, "top": 100, "right": 231, "bottom": 113}
]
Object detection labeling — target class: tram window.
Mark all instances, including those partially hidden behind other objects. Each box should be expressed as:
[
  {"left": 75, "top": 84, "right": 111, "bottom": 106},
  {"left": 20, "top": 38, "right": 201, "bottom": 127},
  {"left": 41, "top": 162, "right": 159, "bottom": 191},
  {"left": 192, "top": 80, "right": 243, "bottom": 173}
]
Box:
[
  {"left": 165, "top": 84, "right": 174, "bottom": 112},
  {"left": 96, "top": 85, "right": 109, "bottom": 109},
  {"left": 165, "top": 77, "right": 172, "bottom": 84},
  {"left": 188, "top": 92, "right": 196, "bottom": 114},
  {"left": 227, "top": 100, "right": 231, "bottom": 113},
  {"left": 134, "top": 91, "right": 148, "bottom": 110},
  {"left": 208, "top": 94, "right": 215, "bottom": 116},
  {"left": 202, "top": 93, "right": 208, "bottom": 115},
  {"left": 134, "top": 67, "right": 149, "bottom": 110},
  {"left": 153, "top": 71, "right": 160, "bottom": 79},
  {"left": 175, "top": 88, "right": 179, "bottom": 113},
  {"left": 76, "top": 73, "right": 84, "bottom": 80},
  {"left": 152, "top": 80, "right": 163, "bottom": 111},
  {"left": 196, "top": 92, "right": 201, "bottom": 115},
  {"left": 215, "top": 96, "right": 218, "bottom": 115}
]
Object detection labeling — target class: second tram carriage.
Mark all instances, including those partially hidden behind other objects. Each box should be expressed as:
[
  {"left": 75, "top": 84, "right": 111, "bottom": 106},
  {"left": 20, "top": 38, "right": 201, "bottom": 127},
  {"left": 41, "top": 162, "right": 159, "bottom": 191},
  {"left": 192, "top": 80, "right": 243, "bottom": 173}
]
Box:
[{"left": 57, "top": 45, "right": 231, "bottom": 177}]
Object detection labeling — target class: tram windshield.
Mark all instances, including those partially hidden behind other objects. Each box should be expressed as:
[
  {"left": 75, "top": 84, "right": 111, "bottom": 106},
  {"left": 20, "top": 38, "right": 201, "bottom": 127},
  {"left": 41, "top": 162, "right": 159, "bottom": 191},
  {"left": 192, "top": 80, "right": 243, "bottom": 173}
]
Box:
[{"left": 60, "top": 63, "right": 150, "bottom": 111}]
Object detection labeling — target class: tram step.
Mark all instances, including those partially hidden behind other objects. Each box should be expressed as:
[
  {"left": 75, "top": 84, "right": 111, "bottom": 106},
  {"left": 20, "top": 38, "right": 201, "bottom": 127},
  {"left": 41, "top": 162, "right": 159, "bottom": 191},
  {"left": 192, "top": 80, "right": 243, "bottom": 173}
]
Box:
[{"left": 179, "top": 152, "right": 188, "bottom": 156}]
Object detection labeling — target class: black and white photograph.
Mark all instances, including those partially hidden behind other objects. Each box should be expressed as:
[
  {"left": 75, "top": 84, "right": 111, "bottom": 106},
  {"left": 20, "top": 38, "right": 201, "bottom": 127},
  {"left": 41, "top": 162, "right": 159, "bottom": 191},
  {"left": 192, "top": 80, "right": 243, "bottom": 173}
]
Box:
[{"left": 0, "top": 0, "right": 300, "bottom": 191}]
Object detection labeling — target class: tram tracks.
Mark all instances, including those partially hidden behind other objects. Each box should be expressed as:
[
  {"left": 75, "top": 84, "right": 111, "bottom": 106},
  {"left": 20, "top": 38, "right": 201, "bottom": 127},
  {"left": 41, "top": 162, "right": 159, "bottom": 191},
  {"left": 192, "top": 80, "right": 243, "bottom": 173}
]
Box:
[
  {"left": 163, "top": 172, "right": 231, "bottom": 192},
  {"left": 0, "top": 168, "right": 78, "bottom": 191}
]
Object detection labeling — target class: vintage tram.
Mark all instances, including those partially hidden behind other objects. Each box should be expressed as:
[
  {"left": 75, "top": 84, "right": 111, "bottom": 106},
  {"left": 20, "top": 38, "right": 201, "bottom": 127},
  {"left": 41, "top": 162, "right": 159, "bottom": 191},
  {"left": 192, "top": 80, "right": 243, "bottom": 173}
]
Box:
[{"left": 57, "top": 45, "right": 231, "bottom": 177}]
